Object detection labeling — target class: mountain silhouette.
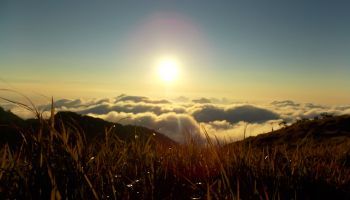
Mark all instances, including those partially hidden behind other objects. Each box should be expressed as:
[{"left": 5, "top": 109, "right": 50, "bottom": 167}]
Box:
[
  {"left": 54, "top": 111, "right": 176, "bottom": 146},
  {"left": 0, "top": 107, "right": 176, "bottom": 147},
  {"left": 0, "top": 107, "right": 25, "bottom": 146}
]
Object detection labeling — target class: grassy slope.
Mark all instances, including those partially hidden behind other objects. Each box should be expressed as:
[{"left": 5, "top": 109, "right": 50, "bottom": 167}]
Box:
[{"left": 0, "top": 109, "right": 349, "bottom": 199}]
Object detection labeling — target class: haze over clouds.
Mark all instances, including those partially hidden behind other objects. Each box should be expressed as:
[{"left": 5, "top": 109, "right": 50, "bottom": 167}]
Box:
[{"left": 2, "top": 95, "right": 349, "bottom": 143}]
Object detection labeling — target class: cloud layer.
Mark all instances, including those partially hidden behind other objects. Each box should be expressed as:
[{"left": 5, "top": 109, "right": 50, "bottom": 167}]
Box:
[
  {"left": 191, "top": 104, "right": 279, "bottom": 123},
  {"left": 5, "top": 96, "right": 350, "bottom": 143}
]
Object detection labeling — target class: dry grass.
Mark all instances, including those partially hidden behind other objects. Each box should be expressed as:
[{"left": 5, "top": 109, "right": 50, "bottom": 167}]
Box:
[{"left": 0, "top": 102, "right": 350, "bottom": 199}]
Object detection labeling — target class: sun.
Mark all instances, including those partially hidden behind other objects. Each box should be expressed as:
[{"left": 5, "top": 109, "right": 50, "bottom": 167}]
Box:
[{"left": 157, "top": 58, "right": 179, "bottom": 82}]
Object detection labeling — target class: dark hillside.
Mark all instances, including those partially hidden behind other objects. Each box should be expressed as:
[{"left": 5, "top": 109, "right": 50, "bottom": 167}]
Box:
[
  {"left": 0, "top": 107, "right": 25, "bottom": 146},
  {"left": 0, "top": 108, "right": 176, "bottom": 147},
  {"left": 237, "top": 115, "right": 350, "bottom": 148},
  {"left": 54, "top": 111, "right": 176, "bottom": 146}
]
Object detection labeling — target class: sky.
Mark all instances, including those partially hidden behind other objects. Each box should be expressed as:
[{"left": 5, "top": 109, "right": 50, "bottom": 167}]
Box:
[{"left": 1, "top": 0, "right": 350, "bottom": 104}]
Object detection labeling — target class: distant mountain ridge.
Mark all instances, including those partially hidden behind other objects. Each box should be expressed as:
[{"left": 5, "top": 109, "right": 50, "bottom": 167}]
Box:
[
  {"left": 54, "top": 111, "right": 176, "bottom": 146},
  {"left": 0, "top": 107, "right": 176, "bottom": 147},
  {"left": 0, "top": 107, "right": 24, "bottom": 124},
  {"left": 0, "top": 107, "right": 26, "bottom": 145}
]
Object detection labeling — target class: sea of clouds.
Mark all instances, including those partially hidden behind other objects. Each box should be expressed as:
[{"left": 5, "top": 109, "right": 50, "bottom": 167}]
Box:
[{"left": 3, "top": 95, "right": 350, "bottom": 143}]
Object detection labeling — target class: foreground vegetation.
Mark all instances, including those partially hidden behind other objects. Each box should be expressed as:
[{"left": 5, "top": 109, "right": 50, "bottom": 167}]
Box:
[{"left": 0, "top": 109, "right": 350, "bottom": 199}]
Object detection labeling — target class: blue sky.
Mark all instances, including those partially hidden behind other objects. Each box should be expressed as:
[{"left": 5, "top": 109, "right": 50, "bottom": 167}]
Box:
[{"left": 1, "top": 0, "right": 350, "bottom": 104}]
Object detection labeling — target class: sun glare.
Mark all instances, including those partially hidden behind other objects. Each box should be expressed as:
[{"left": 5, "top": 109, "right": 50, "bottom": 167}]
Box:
[{"left": 157, "top": 58, "right": 179, "bottom": 82}]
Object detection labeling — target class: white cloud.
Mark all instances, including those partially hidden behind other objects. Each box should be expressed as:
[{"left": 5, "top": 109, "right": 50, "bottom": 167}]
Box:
[
  {"left": 5, "top": 96, "right": 350, "bottom": 143},
  {"left": 201, "top": 119, "right": 283, "bottom": 142}
]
